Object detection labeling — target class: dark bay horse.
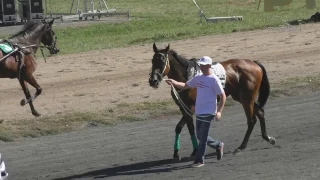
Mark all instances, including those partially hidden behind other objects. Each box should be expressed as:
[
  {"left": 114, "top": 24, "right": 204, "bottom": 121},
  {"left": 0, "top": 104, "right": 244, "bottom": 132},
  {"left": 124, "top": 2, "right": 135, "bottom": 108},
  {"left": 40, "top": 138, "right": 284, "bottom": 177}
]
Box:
[
  {"left": 149, "top": 43, "right": 276, "bottom": 159},
  {"left": 0, "top": 19, "right": 59, "bottom": 117}
]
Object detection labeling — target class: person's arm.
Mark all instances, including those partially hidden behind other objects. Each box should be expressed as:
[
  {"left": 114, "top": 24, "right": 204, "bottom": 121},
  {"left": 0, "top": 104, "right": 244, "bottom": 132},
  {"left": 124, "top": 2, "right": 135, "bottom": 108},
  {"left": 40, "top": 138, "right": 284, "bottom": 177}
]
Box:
[
  {"left": 165, "top": 79, "right": 190, "bottom": 90},
  {"left": 215, "top": 93, "right": 226, "bottom": 121}
]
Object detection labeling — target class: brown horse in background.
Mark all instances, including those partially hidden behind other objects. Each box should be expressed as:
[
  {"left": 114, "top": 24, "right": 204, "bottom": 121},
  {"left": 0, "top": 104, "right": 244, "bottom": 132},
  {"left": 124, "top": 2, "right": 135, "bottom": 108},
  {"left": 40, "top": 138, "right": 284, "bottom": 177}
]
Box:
[
  {"left": 0, "top": 19, "right": 59, "bottom": 117},
  {"left": 149, "top": 43, "right": 276, "bottom": 160}
]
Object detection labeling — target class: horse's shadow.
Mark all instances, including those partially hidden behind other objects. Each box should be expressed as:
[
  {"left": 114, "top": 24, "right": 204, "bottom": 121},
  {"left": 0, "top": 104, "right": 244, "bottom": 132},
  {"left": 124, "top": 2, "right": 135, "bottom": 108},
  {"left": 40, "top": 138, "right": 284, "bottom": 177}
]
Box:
[
  {"left": 52, "top": 157, "right": 193, "bottom": 180},
  {"left": 287, "top": 12, "right": 320, "bottom": 25},
  {"left": 287, "top": 19, "right": 311, "bottom": 25}
]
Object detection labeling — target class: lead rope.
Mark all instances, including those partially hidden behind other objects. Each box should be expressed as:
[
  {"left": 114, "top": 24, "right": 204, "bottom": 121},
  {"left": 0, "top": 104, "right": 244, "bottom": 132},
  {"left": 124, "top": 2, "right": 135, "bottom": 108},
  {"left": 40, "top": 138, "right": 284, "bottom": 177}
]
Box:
[
  {"left": 163, "top": 78, "right": 194, "bottom": 117},
  {"left": 40, "top": 48, "right": 47, "bottom": 62}
]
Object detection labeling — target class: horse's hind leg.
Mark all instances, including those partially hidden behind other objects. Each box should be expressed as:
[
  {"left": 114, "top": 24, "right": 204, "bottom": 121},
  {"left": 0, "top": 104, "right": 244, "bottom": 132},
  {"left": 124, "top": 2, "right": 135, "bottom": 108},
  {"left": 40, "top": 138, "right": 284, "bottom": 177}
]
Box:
[
  {"left": 18, "top": 78, "right": 41, "bottom": 117},
  {"left": 235, "top": 101, "right": 257, "bottom": 153},
  {"left": 254, "top": 103, "right": 276, "bottom": 145},
  {"left": 20, "top": 73, "right": 42, "bottom": 106}
]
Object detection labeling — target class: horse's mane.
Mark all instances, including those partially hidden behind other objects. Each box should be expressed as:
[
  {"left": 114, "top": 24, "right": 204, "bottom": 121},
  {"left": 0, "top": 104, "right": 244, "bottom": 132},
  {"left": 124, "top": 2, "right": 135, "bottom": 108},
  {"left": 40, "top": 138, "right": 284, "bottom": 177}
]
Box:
[
  {"left": 169, "top": 49, "right": 198, "bottom": 68},
  {"left": 9, "top": 20, "right": 43, "bottom": 39}
]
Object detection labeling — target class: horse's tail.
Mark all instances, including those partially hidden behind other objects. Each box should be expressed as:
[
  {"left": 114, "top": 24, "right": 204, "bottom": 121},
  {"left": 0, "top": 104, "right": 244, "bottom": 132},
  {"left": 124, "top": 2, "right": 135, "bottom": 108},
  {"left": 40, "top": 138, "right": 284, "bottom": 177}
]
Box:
[{"left": 254, "top": 61, "right": 270, "bottom": 108}]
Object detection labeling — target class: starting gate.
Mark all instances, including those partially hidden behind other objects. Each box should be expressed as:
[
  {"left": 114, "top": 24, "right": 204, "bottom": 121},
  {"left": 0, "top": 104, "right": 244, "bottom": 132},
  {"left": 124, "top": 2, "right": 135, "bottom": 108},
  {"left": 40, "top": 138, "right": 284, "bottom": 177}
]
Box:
[
  {"left": 0, "top": 0, "right": 17, "bottom": 25},
  {"left": 18, "top": 0, "right": 44, "bottom": 22}
]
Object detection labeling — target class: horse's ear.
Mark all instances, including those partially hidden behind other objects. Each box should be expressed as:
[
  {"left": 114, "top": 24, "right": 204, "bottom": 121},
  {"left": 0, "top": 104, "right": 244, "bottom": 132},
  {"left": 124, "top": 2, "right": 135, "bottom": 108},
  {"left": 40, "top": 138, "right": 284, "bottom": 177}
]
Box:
[
  {"left": 48, "top": 19, "right": 55, "bottom": 26},
  {"left": 165, "top": 43, "right": 170, "bottom": 52},
  {"left": 153, "top": 43, "right": 158, "bottom": 53}
]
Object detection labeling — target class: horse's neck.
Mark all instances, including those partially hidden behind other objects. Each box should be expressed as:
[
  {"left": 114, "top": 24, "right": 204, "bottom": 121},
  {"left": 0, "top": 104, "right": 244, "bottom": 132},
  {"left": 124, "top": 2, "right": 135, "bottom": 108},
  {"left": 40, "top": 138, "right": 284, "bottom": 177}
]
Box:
[
  {"left": 11, "top": 34, "right": 41, "bottom": 54},
  {"left": 167, "top": 55, "right": 189, "bottom": 82}
]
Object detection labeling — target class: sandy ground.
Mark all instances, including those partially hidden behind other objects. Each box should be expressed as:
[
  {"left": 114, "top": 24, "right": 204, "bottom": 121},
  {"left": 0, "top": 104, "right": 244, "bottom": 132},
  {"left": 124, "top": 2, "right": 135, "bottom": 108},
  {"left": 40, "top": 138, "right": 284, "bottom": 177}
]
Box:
[
  {"left": 1, "top": 22, "right": 320, "bottom": 121},
  {"left": 0, "top": 20, "right": 320, "bottom": 180}
]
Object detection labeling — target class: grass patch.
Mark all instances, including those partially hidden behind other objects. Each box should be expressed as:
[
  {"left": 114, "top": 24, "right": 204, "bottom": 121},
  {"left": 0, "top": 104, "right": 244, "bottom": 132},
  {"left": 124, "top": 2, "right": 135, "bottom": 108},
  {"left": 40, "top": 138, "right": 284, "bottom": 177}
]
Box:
[
  {"left": 2, "top": 0, "right": 320, "bottom": 54},
  {"left": 0, "top": 95, "right": 238, "bottom": 141},
  {"left": 0, "top": 127, "right": 14, "bottom": 142},
  {"left": 271, "top": 74, "right": 320, "bottom": 97},
  {"left": 0, "top": 99, "right": 179, "bottom": 141}
]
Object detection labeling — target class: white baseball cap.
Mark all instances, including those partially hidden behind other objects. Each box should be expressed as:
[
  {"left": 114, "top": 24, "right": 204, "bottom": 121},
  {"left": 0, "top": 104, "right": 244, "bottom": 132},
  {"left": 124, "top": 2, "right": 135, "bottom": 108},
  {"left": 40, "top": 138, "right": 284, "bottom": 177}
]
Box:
[{"left": 199, "top": 56, "right": 212, "bottom": 65}]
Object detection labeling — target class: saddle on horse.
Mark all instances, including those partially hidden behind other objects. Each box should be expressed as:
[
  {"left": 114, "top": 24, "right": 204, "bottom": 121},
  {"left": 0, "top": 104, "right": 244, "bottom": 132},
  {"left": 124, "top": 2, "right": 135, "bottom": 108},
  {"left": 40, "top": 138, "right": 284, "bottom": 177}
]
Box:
[{"left": 0, "top": 39, "right": 31, "bottom": 63}]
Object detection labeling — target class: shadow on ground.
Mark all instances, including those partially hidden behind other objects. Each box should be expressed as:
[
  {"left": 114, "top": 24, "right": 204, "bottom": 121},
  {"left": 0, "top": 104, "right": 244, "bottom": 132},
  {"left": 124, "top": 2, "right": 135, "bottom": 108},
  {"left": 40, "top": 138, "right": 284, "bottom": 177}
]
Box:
[
  {"left": 52, "top": 157, "right": 196, "bottom": 180},
  {"left": 288, "top": 12, "right": 320, "bottom": 25}
]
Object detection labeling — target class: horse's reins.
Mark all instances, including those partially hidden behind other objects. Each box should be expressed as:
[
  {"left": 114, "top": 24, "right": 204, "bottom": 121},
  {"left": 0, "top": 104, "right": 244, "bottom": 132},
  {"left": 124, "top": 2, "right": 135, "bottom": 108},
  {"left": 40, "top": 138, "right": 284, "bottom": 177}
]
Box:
[
  {"left": 159, "top": 53, "right": 194, "bottom": 117},
  {"left": 163, "top": 78, "right": 194, "bottom": 117},
  {"left": 21, "top": 31, "right": 57, "bottom": 62},
  {"left": 0, "top": 44, "right": 50, "bottom": 62}
]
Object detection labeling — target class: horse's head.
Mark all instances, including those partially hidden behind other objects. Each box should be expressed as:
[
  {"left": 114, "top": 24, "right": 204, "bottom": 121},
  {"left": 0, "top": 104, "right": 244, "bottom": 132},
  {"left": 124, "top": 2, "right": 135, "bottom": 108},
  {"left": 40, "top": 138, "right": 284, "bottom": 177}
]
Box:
[
  {"left": 41, "top": 19, "right": 59, "bottom": 54},
  {"left": 149, "top": 43, "right": 170, "bottom": 88},
  {"left": 9, "top": 19, "right": 60, "bottom": 55}
]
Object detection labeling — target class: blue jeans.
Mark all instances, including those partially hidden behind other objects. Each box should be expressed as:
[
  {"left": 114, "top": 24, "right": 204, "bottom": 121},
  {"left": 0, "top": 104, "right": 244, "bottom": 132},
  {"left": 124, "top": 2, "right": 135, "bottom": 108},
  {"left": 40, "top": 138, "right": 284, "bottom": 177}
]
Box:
[{"left": 195, "top": 114, "right": 222, "bottom": 163}]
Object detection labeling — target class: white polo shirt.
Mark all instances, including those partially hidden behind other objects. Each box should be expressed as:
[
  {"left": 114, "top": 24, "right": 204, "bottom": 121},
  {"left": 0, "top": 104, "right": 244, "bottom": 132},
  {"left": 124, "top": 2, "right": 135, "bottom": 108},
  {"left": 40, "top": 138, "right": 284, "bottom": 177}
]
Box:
[{"left": 187, "top": 74, "right": 224, "bottom": 115}]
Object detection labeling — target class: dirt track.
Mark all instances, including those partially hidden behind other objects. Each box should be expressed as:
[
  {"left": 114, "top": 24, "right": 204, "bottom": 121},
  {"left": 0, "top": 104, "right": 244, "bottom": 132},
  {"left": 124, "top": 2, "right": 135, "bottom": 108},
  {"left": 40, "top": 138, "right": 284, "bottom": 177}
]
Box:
[
  {"left": 1, "top": 22, "right": 320, "bottom": 179},
  {"left": 1, "top": 23, "right": 320, "bottom": 121}
]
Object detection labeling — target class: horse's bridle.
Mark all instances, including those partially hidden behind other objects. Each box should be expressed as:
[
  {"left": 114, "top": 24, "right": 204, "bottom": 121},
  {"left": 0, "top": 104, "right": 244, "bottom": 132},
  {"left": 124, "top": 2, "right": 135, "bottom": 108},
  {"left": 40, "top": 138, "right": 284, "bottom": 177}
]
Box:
[
  {"left": 160, "top": 52, "right": 193, "bottom": 117},
  {"left": 48, "top": 34, "right": 59, "bottom": 54},
  {"left": 154, "top": 52, "right": 170, "bottom": 81},
  {"left": 162, "top": 53, "right": 170, "bottom": 77},
  {"left": 46, "top": 28, "right": 59, "bottom": 54}
]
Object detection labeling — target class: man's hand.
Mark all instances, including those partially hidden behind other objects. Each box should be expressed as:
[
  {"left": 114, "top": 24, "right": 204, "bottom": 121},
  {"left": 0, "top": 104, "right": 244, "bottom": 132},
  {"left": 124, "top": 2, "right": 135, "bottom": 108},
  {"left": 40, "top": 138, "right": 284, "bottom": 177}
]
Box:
[
  {"left": 165, "top": 79, "right": 189, "bottom": 90},
  {"left": 165, "top": 79, "right": 174, "bottom": 85},
  {"left": 216, "top": 111, "right": 222, "bottom": 121}
]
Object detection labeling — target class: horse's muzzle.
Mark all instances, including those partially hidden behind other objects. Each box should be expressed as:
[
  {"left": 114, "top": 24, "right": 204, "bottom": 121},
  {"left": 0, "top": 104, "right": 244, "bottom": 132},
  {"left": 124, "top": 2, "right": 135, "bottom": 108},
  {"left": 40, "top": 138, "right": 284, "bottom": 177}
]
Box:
[
  {"left": 49, "top": 47, "right": 60, "bottom": 54},
  {"left": 149, "top": 78, "right": 159, "bottom": 88}
]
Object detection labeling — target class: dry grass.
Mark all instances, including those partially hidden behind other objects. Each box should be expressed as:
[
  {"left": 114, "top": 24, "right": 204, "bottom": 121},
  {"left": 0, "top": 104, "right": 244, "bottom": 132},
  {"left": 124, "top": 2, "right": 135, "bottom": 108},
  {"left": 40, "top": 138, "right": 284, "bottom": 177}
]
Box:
[
  {"left": 0, "top": 100, "right": 179, "bottom": 141},
  {"left": 0, "top": 94, "right": 242, "bottom": 141}
]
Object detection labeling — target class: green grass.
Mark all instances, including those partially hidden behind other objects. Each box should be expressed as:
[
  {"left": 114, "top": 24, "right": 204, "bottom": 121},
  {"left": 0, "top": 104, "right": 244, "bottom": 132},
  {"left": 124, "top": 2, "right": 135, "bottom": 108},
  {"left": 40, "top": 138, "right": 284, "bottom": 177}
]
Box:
[{"left": 2, "top": 0, "right": 320, "bottom": 54}]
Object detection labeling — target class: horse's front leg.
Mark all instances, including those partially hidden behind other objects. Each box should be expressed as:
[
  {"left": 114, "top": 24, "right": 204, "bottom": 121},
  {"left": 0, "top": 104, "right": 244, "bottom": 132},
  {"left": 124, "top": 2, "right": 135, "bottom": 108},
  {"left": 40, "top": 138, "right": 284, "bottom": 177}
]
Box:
[
  {"left": 173, "top": 118, "right": 186, "bottom": 161},
  {"left": 186, "top": 115, "right": 198, "bottom": 158},
  {"left": 19, "top": 74, "right": 42, "bottom": 117}
]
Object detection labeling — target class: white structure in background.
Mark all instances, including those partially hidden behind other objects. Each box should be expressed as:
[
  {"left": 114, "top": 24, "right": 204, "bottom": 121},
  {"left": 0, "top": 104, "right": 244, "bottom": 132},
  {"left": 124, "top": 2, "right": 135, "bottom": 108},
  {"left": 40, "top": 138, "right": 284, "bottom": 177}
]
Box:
[
  {"left": 0, "top": 153, "right": 8, "bottom": 180},
  {"left": 48, "top": 0, "right": 130, "bottom": 22},
  {"left": 192, "top": 0, "right": 243, "bottom": 23}
]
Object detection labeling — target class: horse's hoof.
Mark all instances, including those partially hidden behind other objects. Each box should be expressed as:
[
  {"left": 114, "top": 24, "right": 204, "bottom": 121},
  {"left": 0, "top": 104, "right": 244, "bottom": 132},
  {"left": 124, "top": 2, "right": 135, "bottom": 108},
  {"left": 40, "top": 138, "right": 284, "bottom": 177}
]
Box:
[
  {"left": 20, "top": 99, "right": 27, "bottom": 106},
  {"left": 233, "top": 148, "right": 242, "bottom": 155},
  {"left": 32, "top": 111, "right": 41, "bottom": 117},
  {"left": 173, "top": 155, "right": 181, "bottom": 162},
  {"left": 268, "top": 137, "right": 276, "bottom": 145}
]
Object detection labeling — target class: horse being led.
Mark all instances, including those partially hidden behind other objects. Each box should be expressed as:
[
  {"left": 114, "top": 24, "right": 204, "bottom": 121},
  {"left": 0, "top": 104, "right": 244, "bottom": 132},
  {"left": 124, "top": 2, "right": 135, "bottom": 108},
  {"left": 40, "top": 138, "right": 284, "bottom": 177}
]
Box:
[
  {"left": 0, "top": 19, "right": 59, "bottom": 117},
  {"left": 149, "top": 43, "right": 276, "bottom": 159}
]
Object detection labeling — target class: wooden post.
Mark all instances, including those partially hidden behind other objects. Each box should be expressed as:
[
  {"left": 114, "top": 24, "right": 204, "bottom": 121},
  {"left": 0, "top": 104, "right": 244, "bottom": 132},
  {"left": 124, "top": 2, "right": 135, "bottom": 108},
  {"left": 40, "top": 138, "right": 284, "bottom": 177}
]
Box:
[
  {"left": 264, "top": 0, "right": 274, "bottom": 12},
  {"left": 306, "top": 0, "right": 316, "bottom": 9}
]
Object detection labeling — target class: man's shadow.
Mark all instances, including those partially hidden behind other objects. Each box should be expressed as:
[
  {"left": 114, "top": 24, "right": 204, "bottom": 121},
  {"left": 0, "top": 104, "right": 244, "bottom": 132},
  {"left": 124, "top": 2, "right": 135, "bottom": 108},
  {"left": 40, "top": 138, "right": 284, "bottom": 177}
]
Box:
[{"left": 52, "top": 157, "right": 195, "bottom": 180}]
